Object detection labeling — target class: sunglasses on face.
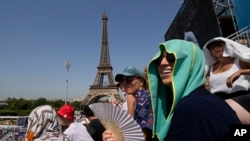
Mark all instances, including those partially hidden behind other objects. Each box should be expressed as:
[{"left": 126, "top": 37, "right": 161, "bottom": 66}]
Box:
[
  {"left": 120, "top": 76, "right": 135, "bottom": 84},
  {"left": 156, "top": 53, "right": 175, "bottom": 65}
]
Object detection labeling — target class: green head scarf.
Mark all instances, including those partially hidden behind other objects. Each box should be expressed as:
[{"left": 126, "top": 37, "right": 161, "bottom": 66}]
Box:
[{"left": 148, "top": 39, "right": 206, "bottom": 141}]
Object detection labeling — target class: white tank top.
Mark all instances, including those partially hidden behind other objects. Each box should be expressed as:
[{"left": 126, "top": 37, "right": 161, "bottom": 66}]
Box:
[{"left": 209, "top": 58, "right": 249, "bottom": 94}]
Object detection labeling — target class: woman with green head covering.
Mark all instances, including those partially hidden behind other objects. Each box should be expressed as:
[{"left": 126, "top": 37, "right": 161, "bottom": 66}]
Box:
[{"left": 147, "top": 39, "right": 241, "bottom": 141}]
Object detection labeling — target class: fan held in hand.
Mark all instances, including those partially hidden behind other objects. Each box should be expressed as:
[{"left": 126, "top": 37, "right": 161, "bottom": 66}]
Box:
[{"left": 89, "top": 102, "right": 144, "bottom": 141}]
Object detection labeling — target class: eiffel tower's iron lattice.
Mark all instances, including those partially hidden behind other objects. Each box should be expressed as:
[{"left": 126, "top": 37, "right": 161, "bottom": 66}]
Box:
[{"left": 82, "top": 12, "right": 121, "bottom": 105}]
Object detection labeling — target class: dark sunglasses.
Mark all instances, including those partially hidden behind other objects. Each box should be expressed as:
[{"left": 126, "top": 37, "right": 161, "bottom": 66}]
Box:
[
  {"left": 120, "top": 76, "right": 135, "bottom": 84},
  {"left": 156, "top": 53, "right": 175, "bottom": 65}
]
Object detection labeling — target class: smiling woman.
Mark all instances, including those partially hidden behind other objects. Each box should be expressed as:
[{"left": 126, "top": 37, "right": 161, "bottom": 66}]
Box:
[
  {"left": 102, "top": 65, "right": 154, "bottom": 141},
  {"left": 155, "top": 51, "right": 176, "bottom": 86},
  {"left": 147, "top": 39, "right": 241, "bottom": 141}
]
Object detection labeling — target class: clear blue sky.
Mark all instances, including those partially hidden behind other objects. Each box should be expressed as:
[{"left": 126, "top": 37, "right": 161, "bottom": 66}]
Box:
[{"left": 0, "top": 0, "right": 181, "bottom": 100}]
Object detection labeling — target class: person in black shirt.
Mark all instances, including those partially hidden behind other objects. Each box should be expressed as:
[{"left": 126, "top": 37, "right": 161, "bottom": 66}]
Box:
[{"left": 82, "top": 104, "right": 106, "bottom": 141}]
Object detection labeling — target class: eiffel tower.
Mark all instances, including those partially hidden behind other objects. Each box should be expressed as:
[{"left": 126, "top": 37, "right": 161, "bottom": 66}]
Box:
[{"left": 82, "top": 12, "right": 121, "bottom": 105}]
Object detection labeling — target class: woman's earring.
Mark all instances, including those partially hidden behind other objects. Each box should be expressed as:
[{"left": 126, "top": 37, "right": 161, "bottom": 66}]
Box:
[{"left": 139, "top": 84, "right": 143, "bottom": 90}]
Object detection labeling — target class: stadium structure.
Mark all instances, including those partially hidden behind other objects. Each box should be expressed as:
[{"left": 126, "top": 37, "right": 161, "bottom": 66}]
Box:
[{"left": 165, "top": 0, "right": 250, "bottom": 48}]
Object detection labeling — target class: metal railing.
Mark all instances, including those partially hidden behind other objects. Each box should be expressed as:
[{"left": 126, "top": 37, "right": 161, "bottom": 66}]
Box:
[{"left": 227, "top": 25, "right": 250, "bottom": 47}]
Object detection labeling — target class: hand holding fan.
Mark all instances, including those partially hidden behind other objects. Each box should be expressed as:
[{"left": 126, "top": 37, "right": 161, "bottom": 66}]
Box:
[{"left": 89, "top": 102, "right": 144, "bottom": 141}]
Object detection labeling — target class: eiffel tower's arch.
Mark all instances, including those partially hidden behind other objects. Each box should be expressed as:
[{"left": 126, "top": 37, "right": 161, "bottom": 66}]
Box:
[{"left": 84, "top": 92, "right": 119, "bottom": 105}]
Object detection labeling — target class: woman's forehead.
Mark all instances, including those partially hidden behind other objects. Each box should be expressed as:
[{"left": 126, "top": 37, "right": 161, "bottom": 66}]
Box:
[{"left": 208, "top": 41, "right": 225, "bottom": 47}]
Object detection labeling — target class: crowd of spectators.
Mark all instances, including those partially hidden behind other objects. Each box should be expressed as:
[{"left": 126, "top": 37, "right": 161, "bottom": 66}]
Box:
[{"left": 0, "top": 126, "right": 26, "bottom": 141}]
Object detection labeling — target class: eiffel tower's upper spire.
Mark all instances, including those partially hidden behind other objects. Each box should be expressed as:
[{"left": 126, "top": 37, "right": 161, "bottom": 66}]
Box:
[
  {"left": 99, "top": 10, "right": 111, "bottom": 67},
  {"left": 90, "top": 10, "right": 115, "bottom": 87}
]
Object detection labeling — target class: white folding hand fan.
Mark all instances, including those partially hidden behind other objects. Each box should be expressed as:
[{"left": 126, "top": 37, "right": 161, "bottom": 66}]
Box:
[{"left": 89, "top": 102, "right": 144, "bottom": 141}]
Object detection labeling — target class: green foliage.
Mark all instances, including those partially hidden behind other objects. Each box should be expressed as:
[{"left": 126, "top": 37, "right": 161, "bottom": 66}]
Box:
[
  {"left": 0, "top": 97, "right": 82, "bottom": 116},
  {"left": 33, "top": 98, "right": 47, "bottom": 108},
  {"left": 0, "top": 110, "right": 18, "bottom": 116},
  {"left": 17, "top": 110, "right": 32, "bottom": 116},
  {"left": 71, "top": 101, "right": 81, "bottom": 110}
]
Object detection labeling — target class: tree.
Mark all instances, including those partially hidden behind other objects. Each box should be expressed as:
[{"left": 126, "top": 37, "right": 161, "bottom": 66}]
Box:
[
  {"left": 33, "top": 97, "right": 48, "bottom": 108},
  {"left": 71, "top": 101, "right": 81, "bottom": 111}
]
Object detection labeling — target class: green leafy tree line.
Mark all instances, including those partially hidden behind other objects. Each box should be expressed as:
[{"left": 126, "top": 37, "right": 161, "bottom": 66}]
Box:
[{"left": 0, "top": 97, "right": 82, "bottom": 116}]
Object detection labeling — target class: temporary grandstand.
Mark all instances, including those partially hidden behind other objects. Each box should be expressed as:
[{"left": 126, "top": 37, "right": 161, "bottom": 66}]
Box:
[{"left": 165, "top": 0, "right": 250, "bottom": 47}]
